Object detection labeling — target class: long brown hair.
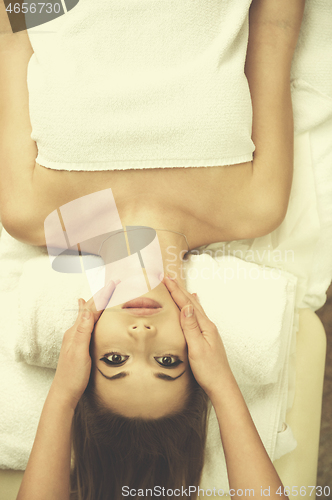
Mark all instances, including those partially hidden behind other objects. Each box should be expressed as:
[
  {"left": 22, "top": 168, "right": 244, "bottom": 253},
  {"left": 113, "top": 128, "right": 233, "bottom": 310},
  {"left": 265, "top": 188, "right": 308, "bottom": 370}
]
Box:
[{"left": 71, "top": 376, "right": 210, "bottom": 500}]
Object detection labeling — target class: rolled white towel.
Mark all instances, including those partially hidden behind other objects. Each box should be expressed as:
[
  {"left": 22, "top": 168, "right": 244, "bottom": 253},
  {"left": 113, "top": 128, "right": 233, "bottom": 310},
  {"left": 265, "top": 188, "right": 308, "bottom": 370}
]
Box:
[
  {"left": 15, "top": 254, "right": 100, "bottom": 369},
  {"left": 185, "top": 253, "right": 295, "bottom": 386}
]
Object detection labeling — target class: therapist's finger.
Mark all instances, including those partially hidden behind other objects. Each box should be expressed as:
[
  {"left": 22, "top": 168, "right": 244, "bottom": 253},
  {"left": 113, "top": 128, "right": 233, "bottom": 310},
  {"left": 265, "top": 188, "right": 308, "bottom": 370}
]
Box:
[
  {"left": 180, "top": 304, "right": 203, "bottom": 344},
  {"left": 163, "top": 275, "right": 205, "bottom": 316},
  {"left": 163, "top": 277, "right": 213, "bottom": 335},
  {"left": 73, "top": 299, "right": 94, "bottom": 343},
  {"left": 163, "top": 275, "right": 193, "bottom": 311}
]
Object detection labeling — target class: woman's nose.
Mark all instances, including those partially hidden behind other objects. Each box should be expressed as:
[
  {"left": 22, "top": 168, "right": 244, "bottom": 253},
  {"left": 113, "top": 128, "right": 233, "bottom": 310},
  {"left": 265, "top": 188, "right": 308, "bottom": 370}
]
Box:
[{"left": 127, "top": 321, "right": 157, "bottom": 336}]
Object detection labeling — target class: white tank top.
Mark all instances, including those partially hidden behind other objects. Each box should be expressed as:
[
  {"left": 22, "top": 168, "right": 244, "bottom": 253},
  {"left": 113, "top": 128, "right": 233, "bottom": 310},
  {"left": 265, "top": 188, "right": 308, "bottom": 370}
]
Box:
[{"left": 27, "top": 0, "right": 254, "bottom": 171}]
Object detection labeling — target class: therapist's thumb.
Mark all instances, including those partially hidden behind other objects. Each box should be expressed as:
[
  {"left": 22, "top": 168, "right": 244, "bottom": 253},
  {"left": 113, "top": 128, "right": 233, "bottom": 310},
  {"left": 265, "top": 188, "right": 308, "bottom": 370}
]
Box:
[
  {"left": 74, "top": 301, "right": 94, "bottom": 341},
  {"left": 181, "top": 305, "right": 202, "bottom": 344}
]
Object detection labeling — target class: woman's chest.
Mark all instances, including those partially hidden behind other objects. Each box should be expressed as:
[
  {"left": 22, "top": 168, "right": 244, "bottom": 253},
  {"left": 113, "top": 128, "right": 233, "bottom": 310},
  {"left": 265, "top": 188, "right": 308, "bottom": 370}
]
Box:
[{"left": 33, "top": 163, "right": 231, "bottom": 249}]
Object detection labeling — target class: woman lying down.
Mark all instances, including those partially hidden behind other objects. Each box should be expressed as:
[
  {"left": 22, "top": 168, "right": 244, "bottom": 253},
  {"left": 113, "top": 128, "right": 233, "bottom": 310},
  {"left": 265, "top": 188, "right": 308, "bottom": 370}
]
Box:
[{"left": 0, "top": 0, "right": 305, "bottom": 498}]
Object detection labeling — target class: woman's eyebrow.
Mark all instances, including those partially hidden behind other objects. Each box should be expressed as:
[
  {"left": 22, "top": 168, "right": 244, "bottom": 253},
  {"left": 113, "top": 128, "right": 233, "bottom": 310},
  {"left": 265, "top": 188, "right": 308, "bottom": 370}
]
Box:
[
  {"left": 97, "top": 368, "right": 128, "bottom": 380},
  {"left": 97, "top": 367, "right": 185, "bottom": 381},
  {"left": 155, "top": 371, "right": 186, "bottom": 381}
]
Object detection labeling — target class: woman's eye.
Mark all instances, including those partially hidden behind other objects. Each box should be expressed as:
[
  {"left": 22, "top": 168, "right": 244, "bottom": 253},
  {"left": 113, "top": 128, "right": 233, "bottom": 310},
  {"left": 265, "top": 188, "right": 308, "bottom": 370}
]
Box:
[
  {"left": 155, "top": 356, "right": 183, "bottom": 368},
  {"left": 101, "top": 353, "right": 129, "bottom": 365}
]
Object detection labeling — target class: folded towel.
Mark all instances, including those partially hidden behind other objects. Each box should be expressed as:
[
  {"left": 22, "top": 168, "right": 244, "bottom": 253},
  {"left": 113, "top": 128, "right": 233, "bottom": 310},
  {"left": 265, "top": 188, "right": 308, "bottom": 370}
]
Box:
[
  {"left": 0, "top": 329, "right": 54, "bottom": 470},
  {"left": 183, "top": 254, "right": 294, "bottom": 388},
  {"left": 26, "top": 0, "right": 254, "bottom": 171},
  {"left": 15, "top": 255, "right": 94, "bottom": 369}
]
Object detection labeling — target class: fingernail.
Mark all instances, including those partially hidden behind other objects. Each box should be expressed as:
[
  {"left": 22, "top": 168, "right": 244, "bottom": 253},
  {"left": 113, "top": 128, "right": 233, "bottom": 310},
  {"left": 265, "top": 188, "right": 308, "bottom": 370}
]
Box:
[
  {"left": 82, "top": 309, "right": 90, "bottom": 320},
  {"left": 167, "top": 274, "right": 177, "bottom": 282},
  {"left": 158, "top": 272, "right": 164, "bottom": 281},
  {"left": 184, "top": 305, "right": 193, "bottom": 317},
  {"left": 114, "top": 279, "right": 121, "bottom": 286},
  {"left": 192, "top": 293, "right": 197, "bottom": 297}
]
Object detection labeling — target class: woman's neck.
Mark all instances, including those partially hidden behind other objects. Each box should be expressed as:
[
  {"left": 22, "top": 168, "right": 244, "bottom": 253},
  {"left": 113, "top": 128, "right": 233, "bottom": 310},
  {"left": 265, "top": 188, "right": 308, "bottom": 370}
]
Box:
[
  {"left": 155, "top": 229, "right": 189, "bottom": 288},
  {"left": 120, "top": 206, "right": 189, "bottom": 288},
  {"left": 101, "top": 226, "right": 189, "bottom": 308}
]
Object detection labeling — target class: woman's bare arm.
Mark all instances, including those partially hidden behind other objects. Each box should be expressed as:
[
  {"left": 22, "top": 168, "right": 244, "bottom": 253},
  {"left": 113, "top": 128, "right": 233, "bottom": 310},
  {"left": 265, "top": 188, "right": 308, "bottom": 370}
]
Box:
[
  {"left": 245, "top": 0, "right": 305, "bottom": 193},
  {"left": 0, "top": 1, "right": 37, "bottom": 231},
  {"left": 243, "top": 0, "right": 305, "bottom": 225},
  {"left": 209, "top": 373, "right": 288, "bottom": 500}
]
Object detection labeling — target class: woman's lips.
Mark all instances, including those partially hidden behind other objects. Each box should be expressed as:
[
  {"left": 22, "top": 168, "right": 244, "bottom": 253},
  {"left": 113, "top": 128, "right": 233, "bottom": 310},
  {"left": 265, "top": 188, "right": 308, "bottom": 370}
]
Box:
[
  {"left": 122, "top": 298, "right": 162, "bottom": 316},
  {"left": 124, "top": 308, "right": 162, "bottom": 316},
  {"left": 122, "top": 298, "right": 162, "bottom": 309}
]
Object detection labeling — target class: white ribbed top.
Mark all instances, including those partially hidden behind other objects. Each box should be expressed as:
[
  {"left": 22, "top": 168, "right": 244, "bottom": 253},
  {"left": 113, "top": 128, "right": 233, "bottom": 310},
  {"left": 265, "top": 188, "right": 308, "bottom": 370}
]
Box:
[{"left": 27, "top": 0, "right": 254, "bottom": 171}]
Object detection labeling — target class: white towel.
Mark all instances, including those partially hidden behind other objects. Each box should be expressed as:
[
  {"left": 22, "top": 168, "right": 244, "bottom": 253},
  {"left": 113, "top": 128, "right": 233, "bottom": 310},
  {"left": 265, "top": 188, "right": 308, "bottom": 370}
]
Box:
[
  {"left": 290, "top": 0, "right": 332, "bottom": 308},
  {"left": 185, "top": 255, "right": 292, "bottom": 387},
  {"left": 26, "top": 0, "right": 254, "bottom": 171},
  {"left": 0, "top": 230, "right": 55, "bottom": 470},
  {"left": 15, "top": 255, "right": 97, "bottom": 369},
  {"left": 291, "top": 82, "right": 332, "bottom": 309}
]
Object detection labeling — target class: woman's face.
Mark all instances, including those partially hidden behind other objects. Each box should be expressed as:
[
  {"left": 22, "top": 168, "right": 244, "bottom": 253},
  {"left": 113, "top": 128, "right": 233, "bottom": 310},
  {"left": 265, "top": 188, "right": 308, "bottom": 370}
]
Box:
[{"left": 91, "top": 282, "right": 191, "bottom": 418}]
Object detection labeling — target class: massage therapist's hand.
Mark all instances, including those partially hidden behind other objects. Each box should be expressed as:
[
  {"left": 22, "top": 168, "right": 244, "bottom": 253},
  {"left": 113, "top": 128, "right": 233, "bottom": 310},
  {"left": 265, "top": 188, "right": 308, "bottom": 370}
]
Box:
[
  {"left": 50, "top": 280, "right": 119, "bottom": 410},
  {"left": 163, "top": 275, "right": 232, "bottom": 398}
]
